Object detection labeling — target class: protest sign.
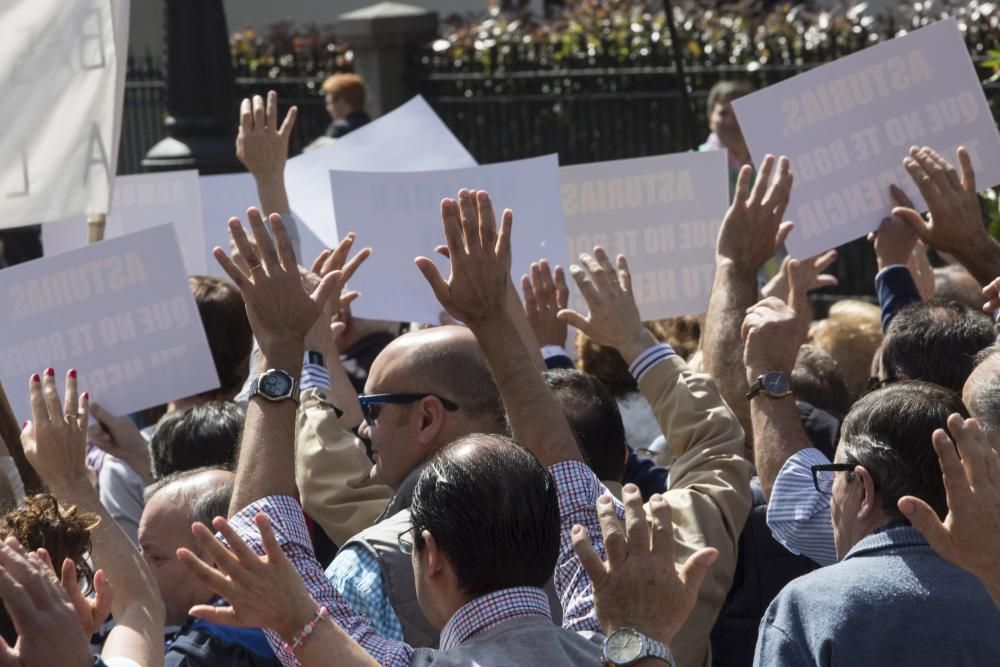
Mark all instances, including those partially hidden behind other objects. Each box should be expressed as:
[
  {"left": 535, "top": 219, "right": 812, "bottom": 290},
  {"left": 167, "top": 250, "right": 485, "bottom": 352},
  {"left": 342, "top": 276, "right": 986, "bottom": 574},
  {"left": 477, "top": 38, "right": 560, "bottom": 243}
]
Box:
[
  {"left": 732, "top": 18, "right": 1000, "bottom": 258},
  {"left": 561, "top": 151, "right": 729, "bottom": 320},
  {"left": 286, "top": 96, "right": 477, "bottom": 247},
  {"left": 329, "top": 155, "right": 567, "bottom": 323},
  {"left": 43, "top": 171, "right": 208, "bottom": 275},
  {"left": 0, "top": 225, "right": 219, "bottom": 422},
  {"left": 0, "top": 0, "right": 123, "bottom": 227},
  {"left": 199, "top": 173, "right": 326, "bottom": 278}
]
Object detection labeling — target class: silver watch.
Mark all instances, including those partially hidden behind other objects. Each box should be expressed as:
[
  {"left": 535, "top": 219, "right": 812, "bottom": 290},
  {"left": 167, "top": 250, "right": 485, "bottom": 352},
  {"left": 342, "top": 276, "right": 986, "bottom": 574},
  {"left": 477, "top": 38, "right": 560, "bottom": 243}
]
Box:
[
  {"left": 602, "top": 627, "right": 675, "bottom": 666},
  {"left": 248, "top": 369, "right": 299, "bottom": 404}
]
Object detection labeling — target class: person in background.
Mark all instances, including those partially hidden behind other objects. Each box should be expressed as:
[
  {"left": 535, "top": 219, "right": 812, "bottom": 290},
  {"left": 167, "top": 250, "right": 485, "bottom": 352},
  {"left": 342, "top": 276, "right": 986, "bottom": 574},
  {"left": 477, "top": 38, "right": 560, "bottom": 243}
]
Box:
[
  {"left": 699, "top": 80, "right": 755, "bottom": 192},
  {"left": 322, "top": 73, "right": 371, "bottom": 139}
]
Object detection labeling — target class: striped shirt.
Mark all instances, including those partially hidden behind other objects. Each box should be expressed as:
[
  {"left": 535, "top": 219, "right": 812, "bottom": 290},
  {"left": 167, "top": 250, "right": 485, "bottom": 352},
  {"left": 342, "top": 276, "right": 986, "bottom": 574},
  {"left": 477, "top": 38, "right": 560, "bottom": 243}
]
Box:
[{"left": 766, "top": 447, "right": 837, "bottom": 566}]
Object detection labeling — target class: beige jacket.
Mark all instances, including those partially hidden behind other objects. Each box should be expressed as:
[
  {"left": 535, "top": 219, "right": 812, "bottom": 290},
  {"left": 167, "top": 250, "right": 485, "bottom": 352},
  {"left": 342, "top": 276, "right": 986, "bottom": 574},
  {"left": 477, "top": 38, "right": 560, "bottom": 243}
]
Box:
[
  {"left": 295, "top": 388, "right": 391, "bottom": 546},
  {"left": 640, "top": 355, "right": 752, "bottom": 667}
]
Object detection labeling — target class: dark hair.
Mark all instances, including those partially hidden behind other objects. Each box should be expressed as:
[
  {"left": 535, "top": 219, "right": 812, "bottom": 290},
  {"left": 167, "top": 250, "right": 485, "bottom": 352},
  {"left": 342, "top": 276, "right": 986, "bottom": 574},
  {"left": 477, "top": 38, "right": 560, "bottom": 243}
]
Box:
[
  {"left": 409, "top": 436, "right": 559, "bottom": 597},
  {"left": 791, "top": 345, "right": 853, "bottom": 417},
  {"left": 189, "top": 276, "right": 253, "bottom": 398},
  {"left": 881, "top": 299, "right": 996, "bottom": 393},
  {"left": 544, "top": 369, "right": 627, "bottom": 483},
  {"left": 706, "top": 80, "right": 755, "bottom": 115},
  {"left": 144, "top": 466, "right": 234, "bottom": 525},
  {"left": 150, "top": 402, "right": 244, "bottom": 479},
  {"left": 839, "top": 381, "right": 968, "bottom": 520}
]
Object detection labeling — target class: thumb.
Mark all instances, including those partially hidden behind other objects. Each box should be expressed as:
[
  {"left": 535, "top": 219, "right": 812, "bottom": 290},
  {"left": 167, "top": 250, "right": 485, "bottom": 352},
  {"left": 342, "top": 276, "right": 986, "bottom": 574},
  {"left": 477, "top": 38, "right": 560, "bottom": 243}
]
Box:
[
  {"left": 415, "top": 257, "right": 451, "bottom": 307},
  {"left": 898, "top": 496, "right": 950, "bottom": 553},
  {"left": 679, "top": 547, "right": 719, "bottom": 598},
  {"left": 556, "top": 309, "right": 590, "bottom": 334},
  {"left": 571, "top": 525, "right": 607, "bottom": 589},
  {"left": 279, "top": 105, "right": 298, "bottom": 139},
  {"left": 892, "top": 207, "right": 931, "bottom": 242},
  {"left": 786, "top": 259, "right": 806, "bottom": 315}
]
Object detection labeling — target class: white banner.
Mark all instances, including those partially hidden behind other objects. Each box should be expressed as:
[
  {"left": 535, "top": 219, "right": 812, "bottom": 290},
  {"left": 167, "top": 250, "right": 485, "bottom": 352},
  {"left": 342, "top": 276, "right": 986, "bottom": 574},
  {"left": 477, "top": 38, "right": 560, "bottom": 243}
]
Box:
[
  {"left": 43, "top": 171, "right": 208, "bottom": 275},
  {"left": 561, "top": 151, "right": 729, "bottom": 320},
  {"left": 286, "top": 96, "right": 477, "bottom": 248},
  {"left": 732, "top": 18, "right": 1000, "bottom": 258},
  {"left": 0, "top": 225, "right": 220, "bottom": 422},
  {"left": 329, "top": 155, "right": 568, "bottom": 324},
  {"left": 0, "top": 0, "right": 123, "bottom": 226}
]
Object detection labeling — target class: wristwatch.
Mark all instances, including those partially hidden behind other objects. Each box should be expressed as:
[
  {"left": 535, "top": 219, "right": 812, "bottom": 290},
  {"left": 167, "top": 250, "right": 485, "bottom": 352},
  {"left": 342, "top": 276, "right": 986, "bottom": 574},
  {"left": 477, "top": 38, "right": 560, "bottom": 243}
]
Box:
[
  {"left": 602, "top": 628, "right": 675, "bottom": 666},
  {"left": 248, "top": 369, "right": 299, "bottom": 404},
  {"left": 746, "top": 371, "right": 792, "bottom": 400}
]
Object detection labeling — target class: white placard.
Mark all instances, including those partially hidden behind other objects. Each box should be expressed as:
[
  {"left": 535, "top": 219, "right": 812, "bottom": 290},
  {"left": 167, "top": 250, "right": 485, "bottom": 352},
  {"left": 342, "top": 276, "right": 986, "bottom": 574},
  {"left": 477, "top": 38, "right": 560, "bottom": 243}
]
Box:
[
  {"left": 329, "top": 155, "right": 567, "bottom": 324},
  {"left": 0, "top": 225, "right": 220, "bottom": 422},
  {"left": 561, "top": 151, "right": 729, "bottom": 320},
  {"left": 199, "top": 173, "right": 327, "bottom": 278},
  {"left": 732, "top": 18, "right": 1000, "bottom": 258},
  {"left": 287, "top": 96, "right": 477, "bottom": 247},
  {"left": 0, "top": 0, "right": 122, "bottom": 226},
  {"left": 43, "top": 171, "right": 208, "bottom": 275}
]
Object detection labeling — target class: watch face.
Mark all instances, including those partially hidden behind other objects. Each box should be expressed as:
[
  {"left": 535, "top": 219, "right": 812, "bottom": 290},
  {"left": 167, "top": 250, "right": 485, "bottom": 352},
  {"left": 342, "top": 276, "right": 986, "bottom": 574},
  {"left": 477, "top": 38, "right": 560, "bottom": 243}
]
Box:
[
  {"left": 606, "top": 628, "right": 644, "bottom": 663},
  {"left": 260, "top": 372, "right": 292, "bottom": 397},
  {"left": 763, "top": 372, "right": 790, "bottom": 396}
]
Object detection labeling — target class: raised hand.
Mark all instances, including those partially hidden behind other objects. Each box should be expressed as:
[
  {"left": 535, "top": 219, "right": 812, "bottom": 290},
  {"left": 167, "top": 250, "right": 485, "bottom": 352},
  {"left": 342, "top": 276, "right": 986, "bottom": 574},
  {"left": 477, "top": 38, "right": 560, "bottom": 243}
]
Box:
[
  {"left": 761, "top": 250, "right": 838, "bottom": 302},
  {"left": 898, "top": 414, "right": 1000, "bottom": 607},
  {"left": 21, "top": 369, "right": 89, "bottom": 496},
  {"left": 304, "top": 234, "right": 372, "bottom": 351},
  {"left": 572, "top": 485, "right": 717, "bottom": 647},
  {"left": 214, "top": 209, "right": 355, "bottom": 358},
  {"left": 521, "top": 260, "right": 569, "bottom": 347},
  {"left": 415, "top": 189, "right": 512, "bottom": 328},
  {"left": 556, "top": 247, "right": 655, "bottom": 364},
  {"left": 742, "top": 260, "right": 810, "bottom": 380},
  {"left": 178, "top": 514, "right": 320, "bottom": 642},
  {"left": 716, "top": 155, "right": 794, "bottom": 274},
  {"left": 34, "top": 549, "right": 114, "bottom": 637},
  {"left": 237, "top": 90, "right": 298, "bottom": 181}
]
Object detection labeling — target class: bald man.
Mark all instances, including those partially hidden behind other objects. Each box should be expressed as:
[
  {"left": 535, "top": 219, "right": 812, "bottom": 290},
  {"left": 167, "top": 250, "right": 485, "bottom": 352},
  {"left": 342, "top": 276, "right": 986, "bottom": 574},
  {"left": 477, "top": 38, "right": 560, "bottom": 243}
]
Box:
[
  {"left": 963, "top": 344, "right": 1000, "bottom": 434},
  {"left": 295, "top": 325, "right": 508, "bottom": 647}
]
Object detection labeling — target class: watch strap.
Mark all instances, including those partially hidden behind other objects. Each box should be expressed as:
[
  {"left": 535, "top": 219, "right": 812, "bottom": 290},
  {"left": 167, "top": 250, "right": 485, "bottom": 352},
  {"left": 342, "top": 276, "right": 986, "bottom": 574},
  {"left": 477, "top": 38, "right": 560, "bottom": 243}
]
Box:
[
  {"left": 248, "top": 369, "right": 299, "bottom": 404},
  {"left": 644, "top": 636, "right": 675, "bottom": 667}
]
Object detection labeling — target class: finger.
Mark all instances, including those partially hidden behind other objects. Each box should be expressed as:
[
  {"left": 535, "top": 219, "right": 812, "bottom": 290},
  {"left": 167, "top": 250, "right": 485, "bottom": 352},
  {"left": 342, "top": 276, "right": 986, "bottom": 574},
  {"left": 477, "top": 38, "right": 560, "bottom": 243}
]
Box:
[
  {"left": 812, "top": 249, "right": 838, "bottom": 273},
  {"left": 415, "top": 257, "right": 451, "bottom": 307},
  {"left": 903, "top": 153, "right": 938, "bottom": 201},
  {"left": 917, "top": 147, "right": 950, "bottom": 191},
  {"left": 889, "top": 183, "right": 915, "bottom": 208},
  {"left": 621, "top": 484, "right": 649, "bottom": 556},
  {"left": 814, "top": 275, "right": 839, "bottom": 289},
  {"left": 27, "top": 372, "right": 45, "bottom": 425},
  {"left": 457, "top": 189, "right": 478, "bottom": 254},
  {"left": 214, "top": 247, "right": 251, "bottom": 290},
  {"left": 310, "top": 249, "right": 332, "bottom": 276},
  {"left": 239, "top": 98, "right": 252, "bottom": 133},
  {"left": 324, "top": 233, "right": 355, "bottom": 275},
  {"left": 340, "top": 247, "right": 372, "bottom": 284},
  {"left": 228, "top": 217, "right": 262, "bottom": 272},
  {"left": 570, "top": 525, "right": 607, "bottom": 589},
  {"left": 774, "top": 221, "right": 794, "bottom": 250},
  {"left": 476, "top": 191, "right": 498, "bottom": 255},
  {"left": 268, "top": 213, "right": 298, "bottom": 271},
  {"left": 553, "top": 265, "right": 570, "bottom": 309},
  {"left": 189, "top": 522, "right": 243, "bottom": 578},
  {"left": 616, "top": 254, "right": 633, "bottom": 295},
  {"left": 254, "top": 513, "right": 291, "bottom": 570},
  {"left": 679, "top": 547, "right": 720, "bottom": 597},
  {"left": 64, "top": 369, "right": 79, "bottom": 425},
  {"left": 440, "top": 198, "right": 465, "bottom": 260},
  {"left": 215, "top": 516, "right": 268, "bottom": 568},
  {"left": 647, "top": 494, "right": 676, "bottom": 562},
  {"left": 521, "top": 274, "right": 538, "bottom": 313},
  {"left": 934, "top": 149, "right": 962, "bottom": 192},
  {"left": 931, "top": 426, "right": 972, "bottom": 503},
  {"left": 568, "top": 264, "right": 602, "bottom": 306},
  {"left": 0, "top": 566, "right": 34, "bottom": 627},
  {"left": 41, "top": 369, "right": 62, "bottom": 428},
  {"left": 266, "top": 90, "right": 278, "bottom": 130},
  {"left": 252, "top": 94, "right": 265, "bottom": 130},
  {"left": 556, "top": 309, "right": 590, "bottom": 334},
  {"left": 177, "top": 547, "right": 237, "bottom": 600},
  {"left": 763, "top": 156, "right": 793, "bottom": 217},
  {"left": 497, "top": 209, "right": 513, "bottom": 263},
  {"left": 538, "top": 260, "right": 556, "bottom": 303},
  {"left": 189, "top": 603, "right": 243, "bottom": 626},
  {"left": 279, "top": 105, "right": 299, "bottom": 141},
  {"left": 786, "top": 260, "right": 806, "bottom": 317},
  {"left": 891, "top": 207, "right": 931, "bottom": 243},
  {"left": 748, "top": 154, "right": 775, "bottom": 206},
  {"left": 434, "top": 245, "right": 451, "bottom": 258},
  {"left": 948, "top": 414, "right": 987, "bottom": 488},
  {"left": 92, "top": 569, "right": 113, "bottom": 623},
  {"left": 596, "top": 495, "right": 627, "bottom": 568},
  {"left": 247, "top": 210, "right": 280, "bottom": 271},
  {"left": 897, "top": 495, "right": 950, "bottom": 553},
  {"left": 593, "top": 248, "right": 619, "bottom": 291},
  {"left": 956, "top": 146, "right": 976, "bottom": 193},
  {"left": 733, "top": 165, "right": 753, "bottom": 206}
]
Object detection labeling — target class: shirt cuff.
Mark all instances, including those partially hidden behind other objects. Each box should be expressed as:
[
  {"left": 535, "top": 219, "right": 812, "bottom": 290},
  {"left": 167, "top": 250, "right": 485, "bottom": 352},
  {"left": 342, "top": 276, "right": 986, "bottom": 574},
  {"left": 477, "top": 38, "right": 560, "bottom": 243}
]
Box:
[
  {"left": 229, "top": 495, "right": 314, "bottom": 556},
  {"left": 874, "top": 264, "right": 908, "bottom": 280},
  {"left": 628, "top": 343, "right": 676, "bottom": 382},
  {"left": 301, "top": 362, "right": 332, "bottom": 392},
  {"left": 540, "top": 345, "right": 570, "bottom": 360}
]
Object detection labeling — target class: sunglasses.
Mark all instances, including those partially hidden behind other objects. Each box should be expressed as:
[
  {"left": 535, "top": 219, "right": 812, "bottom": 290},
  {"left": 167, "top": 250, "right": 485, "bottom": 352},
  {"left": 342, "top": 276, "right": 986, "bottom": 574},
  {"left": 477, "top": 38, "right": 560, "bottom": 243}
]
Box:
[{"left": 358, "top": 393, "right": 459, "bottom": 427}]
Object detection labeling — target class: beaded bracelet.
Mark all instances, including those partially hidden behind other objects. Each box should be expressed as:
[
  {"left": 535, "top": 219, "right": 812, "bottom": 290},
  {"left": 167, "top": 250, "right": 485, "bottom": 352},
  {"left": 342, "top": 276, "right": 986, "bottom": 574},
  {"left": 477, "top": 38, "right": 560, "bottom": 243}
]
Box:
[{"left": 283, "top": 605, "right": 330, "bottom": 654}]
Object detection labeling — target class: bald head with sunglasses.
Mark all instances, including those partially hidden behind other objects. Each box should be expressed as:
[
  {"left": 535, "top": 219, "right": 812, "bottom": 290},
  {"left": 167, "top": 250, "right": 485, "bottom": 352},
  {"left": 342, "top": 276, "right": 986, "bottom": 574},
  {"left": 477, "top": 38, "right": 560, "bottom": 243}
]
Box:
[{"left": 357, "top": 325, "right": 507, "bottom": 490}]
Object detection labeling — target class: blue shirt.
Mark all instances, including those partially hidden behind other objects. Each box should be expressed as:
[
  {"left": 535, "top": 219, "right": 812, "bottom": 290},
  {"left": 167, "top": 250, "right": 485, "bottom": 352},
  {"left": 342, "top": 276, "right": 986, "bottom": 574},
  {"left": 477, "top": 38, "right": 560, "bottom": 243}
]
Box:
[{"left": 766, "top": 448, "right": 836, "bottom": 566}]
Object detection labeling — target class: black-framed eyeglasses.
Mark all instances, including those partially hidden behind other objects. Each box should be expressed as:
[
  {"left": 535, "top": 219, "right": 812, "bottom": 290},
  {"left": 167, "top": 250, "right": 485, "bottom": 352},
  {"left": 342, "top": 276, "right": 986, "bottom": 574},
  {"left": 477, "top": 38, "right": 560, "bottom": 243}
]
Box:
[
  {"left": 811, "top": 463, "right": 856, "bottom": 494},
  {"left": 397, "top": 526, "right": 418, "bottom": 554},
  {"left": 358, "top": 393, "right": 459, "bottom": 427}
]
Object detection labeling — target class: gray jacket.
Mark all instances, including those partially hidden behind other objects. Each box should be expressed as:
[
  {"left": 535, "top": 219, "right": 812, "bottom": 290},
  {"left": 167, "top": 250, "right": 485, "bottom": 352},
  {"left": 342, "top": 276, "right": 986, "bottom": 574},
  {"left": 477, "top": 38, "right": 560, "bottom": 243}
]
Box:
[{"left": 754, "top": 523, "right": 1000, "bottom": 666}]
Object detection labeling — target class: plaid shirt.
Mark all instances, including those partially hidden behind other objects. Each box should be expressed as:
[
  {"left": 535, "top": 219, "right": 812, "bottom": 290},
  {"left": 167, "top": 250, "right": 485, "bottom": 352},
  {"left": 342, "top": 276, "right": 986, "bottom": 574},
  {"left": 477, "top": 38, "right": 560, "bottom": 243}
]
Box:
[{"left": 229, "top": 460, "right": 620, "bottom": 666}]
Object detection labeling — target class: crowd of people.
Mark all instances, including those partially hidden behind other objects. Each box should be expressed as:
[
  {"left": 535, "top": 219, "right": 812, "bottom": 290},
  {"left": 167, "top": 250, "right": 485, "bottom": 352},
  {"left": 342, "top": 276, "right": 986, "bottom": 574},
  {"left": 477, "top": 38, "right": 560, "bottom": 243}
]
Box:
[{"left": 0, "top": 68, "right": 999, "bottom": 667}]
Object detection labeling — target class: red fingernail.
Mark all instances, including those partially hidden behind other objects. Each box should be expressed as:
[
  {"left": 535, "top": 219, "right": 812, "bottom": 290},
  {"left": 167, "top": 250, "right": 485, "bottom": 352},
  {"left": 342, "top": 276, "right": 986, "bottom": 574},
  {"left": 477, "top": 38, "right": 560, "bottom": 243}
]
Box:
[
  {"left": 30, "top": 374, "right": 40, "bottom": 383},
  {"left": 81, "top": 392, "right": 89, "bottom": 400},
  {"left": 22, "top": 421, "right": 27, "bottom": 429},
  {"left": 45, "top": 368, "right": 54, "bottom": 377},
  {"left": 69, "top": 369, "right": 77, "bottom": 378}
]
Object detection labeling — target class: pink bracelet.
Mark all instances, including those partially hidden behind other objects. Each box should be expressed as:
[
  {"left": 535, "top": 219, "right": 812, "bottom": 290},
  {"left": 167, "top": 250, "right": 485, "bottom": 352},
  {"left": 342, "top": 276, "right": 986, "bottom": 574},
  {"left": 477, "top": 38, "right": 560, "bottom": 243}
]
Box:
[{"left": 283, "top": 605, "right": 329, "bottom": 654}]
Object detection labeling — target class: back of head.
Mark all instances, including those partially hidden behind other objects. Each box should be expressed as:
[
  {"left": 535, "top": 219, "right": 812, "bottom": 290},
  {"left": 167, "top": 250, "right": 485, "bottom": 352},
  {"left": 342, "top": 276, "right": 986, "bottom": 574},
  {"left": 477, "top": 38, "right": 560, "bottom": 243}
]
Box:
[
  {"left": 840, "top": 381, "right": 968, "bottom": 520},
  {"left": 933, "top": 265, "right": 985, "bottom": 310},
  {"left": 145, "top": 466, "right": 234, "bottom": 526},
  {"left": 706, "top": 80, "right": 754, "bottom": 115},
  {"left": 409, "top": 436, "right": 559, "bottom": 597},
  {"left": 544, "top": 369, "right": 627, "bottom": 483},
  {"left": 791, "top": 345, "right": 853, "bottom": 417},
  {"left": 189, "top": 276, "right": 253, "bottom": 399},
  {"left": 966, "top": 344, "right": 1000, "bottom": 433},
  {"left": 322, "top": 73, "right": 366, "bottom": 111},
  {"left": 151, "top": 401, "right": 243, "bottom": 479},
  {"left": 882, "top": 299, "right": 996, "bottom": 393},
  {"left": 810, "top": 308, "right": 882, "bottom": 399}
]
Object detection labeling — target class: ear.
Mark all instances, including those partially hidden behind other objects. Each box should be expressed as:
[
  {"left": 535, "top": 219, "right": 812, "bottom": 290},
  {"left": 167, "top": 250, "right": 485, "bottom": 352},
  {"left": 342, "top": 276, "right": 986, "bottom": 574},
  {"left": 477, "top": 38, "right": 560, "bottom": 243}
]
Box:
[
  {"left": 414, "top": 397, "right": 447, "bottom": 448},
  {"left": 420, "top": 530, "right": 447, "bottom": 580},
  {"left": 854, "top": 466, "right": 879, "bottom": 520}
]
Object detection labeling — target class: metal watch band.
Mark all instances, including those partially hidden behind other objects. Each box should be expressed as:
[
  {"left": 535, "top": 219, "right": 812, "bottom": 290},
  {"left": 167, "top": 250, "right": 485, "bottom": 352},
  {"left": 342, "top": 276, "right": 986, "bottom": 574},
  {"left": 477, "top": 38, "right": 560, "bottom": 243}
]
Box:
[{"left": 645, "top": 636, "right": 676, "bottom": 667}]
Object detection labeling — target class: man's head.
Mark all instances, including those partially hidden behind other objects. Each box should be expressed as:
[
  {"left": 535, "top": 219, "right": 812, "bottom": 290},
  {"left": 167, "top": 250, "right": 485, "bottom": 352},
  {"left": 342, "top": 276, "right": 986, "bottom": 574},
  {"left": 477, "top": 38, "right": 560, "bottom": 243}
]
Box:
[
  {"left": 964, "top": 344, "right": 1000, "bottom": 434},
  {"left": 829, "top": 381, "right": 967, "bottom": 559},
  {"left": 810, "top": 300, "right": 882, "bottom": 398},
  {"left": 408, "top": 436, "right": 559, "bottom": 628},
  {"left": 791, "top": 345, "right": 853, "bottom": 417},
  {"left": 705, "top": 80, "right": 754, "bottom": 153},
  {"left": 360, "top": 326, "right": 505, "bottom": 490},
  {"left": 322, "top": 73, "right": 365, "bottom": 121},
  {"left": 139, "top": 468, "right": 234, "bottom": 626},
  {"left": 934, "top": 265, "right": 985, "bottom": 309},
  {"left": 171, "top": 276, "right": 252, "bottom": 411},
  {"left": 150, "top": 401, "right": 243, "bottom": 480},
  {"left": 880, "top": 299, "right": 996, "bottom": 393},
  {"left": 544, "top": 369, "right": 627, "bottom": 483}
]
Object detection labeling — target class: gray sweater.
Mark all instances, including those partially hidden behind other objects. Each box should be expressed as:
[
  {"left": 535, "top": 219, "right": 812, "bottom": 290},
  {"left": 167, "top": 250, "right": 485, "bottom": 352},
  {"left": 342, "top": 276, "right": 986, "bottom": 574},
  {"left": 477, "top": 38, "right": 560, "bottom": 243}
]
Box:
[{"left": 754, "top": 524, "right": 1000, "bottom": 666}]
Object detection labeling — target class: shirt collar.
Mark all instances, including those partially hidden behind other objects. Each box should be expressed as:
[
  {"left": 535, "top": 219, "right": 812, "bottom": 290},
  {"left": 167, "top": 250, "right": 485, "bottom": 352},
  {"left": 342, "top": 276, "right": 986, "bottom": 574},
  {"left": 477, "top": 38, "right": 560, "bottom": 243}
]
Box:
[
  {"left": 438, "top": 586, "right": 552, "bottom": 650},
  {"left": 844, "top": 522, "right": 927, "bottom": 560}
]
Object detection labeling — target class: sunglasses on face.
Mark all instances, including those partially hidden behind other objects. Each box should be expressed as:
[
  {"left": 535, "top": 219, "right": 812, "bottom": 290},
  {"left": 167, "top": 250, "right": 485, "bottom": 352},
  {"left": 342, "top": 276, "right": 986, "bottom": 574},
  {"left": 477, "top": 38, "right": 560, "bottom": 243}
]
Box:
[{"left": 357, "top": 393, "right": 459, "bottom": 427}]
